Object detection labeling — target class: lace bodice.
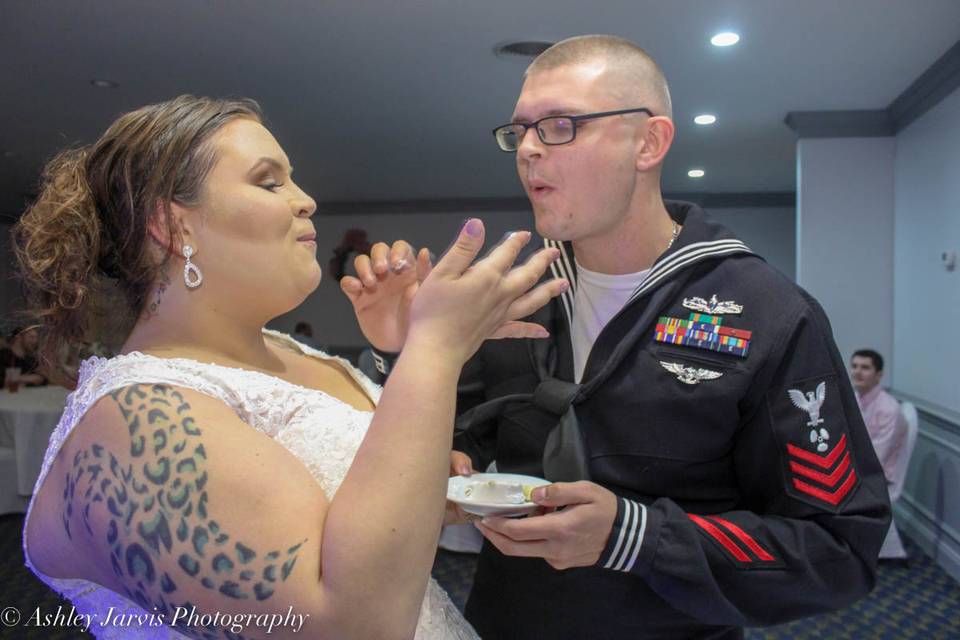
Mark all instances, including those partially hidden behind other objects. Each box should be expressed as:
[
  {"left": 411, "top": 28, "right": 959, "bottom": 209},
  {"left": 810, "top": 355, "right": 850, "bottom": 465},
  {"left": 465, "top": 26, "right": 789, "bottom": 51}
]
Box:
[{"left": 23, "top": 330, "right": 477, "bottom": 639}]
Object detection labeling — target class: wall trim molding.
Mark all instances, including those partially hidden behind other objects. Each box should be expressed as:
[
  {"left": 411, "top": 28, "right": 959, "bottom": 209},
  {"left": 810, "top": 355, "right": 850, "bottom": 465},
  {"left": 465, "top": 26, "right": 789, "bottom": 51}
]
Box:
[
  {"left": 916, "top": 428, "right": 960, "bottom": 459},
  {"left": 890, "top": 39, "right": 960, "bottom": 132},
  {"left": 891, "top": 389, "right": 960, "bottom": 437},
  {"left": 900, "top": 493, "right": 960, "bottom": 549},
  {"left": 315, "top": 192, "right": 796, "bottom": 216},
  {"left": 784, "top": 110, "right": 894, "bottom": 138},
  {"left": 785, "top": 38, "right": 960, "bottom": 138},
  {"left": 897, "top": 495, "right": 960, "bottom": 585}
]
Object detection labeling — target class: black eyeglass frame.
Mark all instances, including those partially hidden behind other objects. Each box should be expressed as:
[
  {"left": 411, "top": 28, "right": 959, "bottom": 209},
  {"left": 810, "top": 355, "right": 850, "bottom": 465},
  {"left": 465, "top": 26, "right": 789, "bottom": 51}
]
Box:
[{"left": 492, "top": 107, "right": 655, "bottom": 152}]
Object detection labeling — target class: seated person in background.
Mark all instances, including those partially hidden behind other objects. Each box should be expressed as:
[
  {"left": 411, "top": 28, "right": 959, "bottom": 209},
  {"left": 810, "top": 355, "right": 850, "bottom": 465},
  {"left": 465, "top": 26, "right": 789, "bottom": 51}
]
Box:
[
  {"left": 850, "top": 349, "right": 908, "bottom": 488},
  {"left": 0, "top": 326, "right": 47, "bottom": 387}
]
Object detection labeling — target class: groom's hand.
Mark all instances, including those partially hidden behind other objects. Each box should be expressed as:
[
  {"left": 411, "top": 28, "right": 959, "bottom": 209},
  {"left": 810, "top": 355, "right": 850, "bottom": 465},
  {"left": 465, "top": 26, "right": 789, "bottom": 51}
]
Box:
[{"left": 474, "top": 481, "right": 618, "bottom": 570}]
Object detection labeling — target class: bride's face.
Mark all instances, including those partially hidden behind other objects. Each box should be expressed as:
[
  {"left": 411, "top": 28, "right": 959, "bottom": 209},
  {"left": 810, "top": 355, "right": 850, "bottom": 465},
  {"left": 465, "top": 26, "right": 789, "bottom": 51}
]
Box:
[{"left": 186, "top": 118, "right": 320, "bottom": 315}]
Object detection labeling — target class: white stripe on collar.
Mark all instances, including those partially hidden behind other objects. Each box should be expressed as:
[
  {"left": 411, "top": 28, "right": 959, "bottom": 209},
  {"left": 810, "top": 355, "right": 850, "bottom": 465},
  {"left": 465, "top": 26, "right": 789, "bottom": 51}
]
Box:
[{"left": 543, "top": 237, "right": 752, "bottom": 320}]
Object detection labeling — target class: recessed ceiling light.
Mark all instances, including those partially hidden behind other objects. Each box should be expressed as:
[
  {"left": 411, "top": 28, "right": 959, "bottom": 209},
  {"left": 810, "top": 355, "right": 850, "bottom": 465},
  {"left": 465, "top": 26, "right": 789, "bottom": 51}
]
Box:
[
  {"left": 494, "top": 40, "right": 555, "bottom": 58},
  {"left": 710, "top": 32, "right": 740, "bottom": 47},
  {"left": 90, "top": 79, "right": 119, "bottom": 89},
  {"left": 688, "top": 169, "right": 705, "bottom": 178},
  {"left": 694, "top": 114, "right": 717, "bottom": 125}
]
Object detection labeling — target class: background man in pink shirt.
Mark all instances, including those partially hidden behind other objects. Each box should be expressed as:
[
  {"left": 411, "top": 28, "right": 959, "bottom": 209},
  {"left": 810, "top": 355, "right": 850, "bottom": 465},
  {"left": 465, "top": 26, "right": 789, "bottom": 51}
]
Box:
[{"left": 850, "top": 349, "right": 908, "bottom": 488}]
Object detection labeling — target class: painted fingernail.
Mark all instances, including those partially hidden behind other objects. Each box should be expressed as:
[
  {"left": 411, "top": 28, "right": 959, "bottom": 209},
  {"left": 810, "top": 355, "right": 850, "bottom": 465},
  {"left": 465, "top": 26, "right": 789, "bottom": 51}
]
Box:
[{"left": 465, "top": 218, "right": 483, "bottom": 237}]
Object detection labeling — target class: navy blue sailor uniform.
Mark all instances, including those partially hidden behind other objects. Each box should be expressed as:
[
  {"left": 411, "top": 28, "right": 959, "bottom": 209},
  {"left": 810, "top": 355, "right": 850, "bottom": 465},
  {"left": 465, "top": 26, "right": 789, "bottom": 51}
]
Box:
[{"left": 448, "top": 201, "right": 891, "bottom": 639}]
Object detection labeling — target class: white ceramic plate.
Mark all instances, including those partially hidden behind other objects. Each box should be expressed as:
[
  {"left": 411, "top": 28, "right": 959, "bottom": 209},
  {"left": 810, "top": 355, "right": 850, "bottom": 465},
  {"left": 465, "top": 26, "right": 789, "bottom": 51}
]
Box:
[{"left": 447, "top": 473, "right": 551, "bottom": 517}]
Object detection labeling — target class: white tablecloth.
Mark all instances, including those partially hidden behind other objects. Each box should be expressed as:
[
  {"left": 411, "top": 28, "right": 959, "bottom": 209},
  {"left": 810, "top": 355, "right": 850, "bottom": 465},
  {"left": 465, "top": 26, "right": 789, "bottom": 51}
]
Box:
[{"left": 0, "top": 386, "right": 70, "bottom": 495}]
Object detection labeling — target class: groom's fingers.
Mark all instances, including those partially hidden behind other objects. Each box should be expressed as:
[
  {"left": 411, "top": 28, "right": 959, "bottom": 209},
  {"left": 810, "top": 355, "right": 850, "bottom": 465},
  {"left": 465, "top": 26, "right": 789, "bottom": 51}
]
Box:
[
  {"left": 475, "top": 520, "right": 551, "bottom": 558},
  {"left": 479, "top": 510, "right": 567, "bottom": 542}
]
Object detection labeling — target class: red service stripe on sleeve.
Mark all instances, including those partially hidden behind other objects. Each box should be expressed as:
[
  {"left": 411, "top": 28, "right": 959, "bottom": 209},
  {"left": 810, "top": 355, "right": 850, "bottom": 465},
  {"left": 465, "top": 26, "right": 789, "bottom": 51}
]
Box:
[
  {"left": 707, "top": 516, "right": 775, "bottom": 562},
  {"left": 789, "top": 452, "right": 851, "bottom": 487},
  {"left": 688, "top": 514, "right": 751, "bottom": 562},
  {"left": 787, "top": 434, "right": 848, "bottom": 469},
  {"left": 792, "top": 469, "right": 858, "bottom": 506}
]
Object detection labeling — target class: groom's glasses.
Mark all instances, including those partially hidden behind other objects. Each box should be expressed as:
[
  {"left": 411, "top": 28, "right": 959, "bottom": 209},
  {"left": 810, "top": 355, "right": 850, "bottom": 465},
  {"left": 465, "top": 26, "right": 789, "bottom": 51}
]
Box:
[{"left": 492, "top": 107, "right": 655, "bottom": 152}]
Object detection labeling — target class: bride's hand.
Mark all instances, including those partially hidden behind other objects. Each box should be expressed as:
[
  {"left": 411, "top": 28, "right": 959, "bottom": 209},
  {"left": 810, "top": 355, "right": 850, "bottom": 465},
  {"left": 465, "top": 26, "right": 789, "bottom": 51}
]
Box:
[
  {"left": 340, "top": 227, "right": 567, "bottom": 354},
  {"left": 405, "top": 219, "right": 567, "bottom": 364},
  {"left": 340, "top": 240, "right": 420, "bottom": 353}
]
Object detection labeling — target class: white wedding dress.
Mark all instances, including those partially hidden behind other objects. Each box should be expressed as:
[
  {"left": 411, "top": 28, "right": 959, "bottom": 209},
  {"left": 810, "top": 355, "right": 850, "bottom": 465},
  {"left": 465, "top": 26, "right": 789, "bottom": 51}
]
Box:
[{"left": 23, "top": 330, "right": 478, "bottom": 639}]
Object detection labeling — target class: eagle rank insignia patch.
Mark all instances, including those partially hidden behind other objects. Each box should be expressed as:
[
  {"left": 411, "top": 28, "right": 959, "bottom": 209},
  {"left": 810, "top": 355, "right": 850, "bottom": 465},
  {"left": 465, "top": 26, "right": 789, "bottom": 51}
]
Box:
[{"left": 768, "top": 376, "right": 859, "bottom": 511}]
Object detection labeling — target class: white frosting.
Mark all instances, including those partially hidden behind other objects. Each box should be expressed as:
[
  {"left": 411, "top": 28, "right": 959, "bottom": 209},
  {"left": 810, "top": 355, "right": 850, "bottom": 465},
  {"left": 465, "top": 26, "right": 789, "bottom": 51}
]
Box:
[{"left": 463, "top": 480, "right": 531, "bottom": 504}]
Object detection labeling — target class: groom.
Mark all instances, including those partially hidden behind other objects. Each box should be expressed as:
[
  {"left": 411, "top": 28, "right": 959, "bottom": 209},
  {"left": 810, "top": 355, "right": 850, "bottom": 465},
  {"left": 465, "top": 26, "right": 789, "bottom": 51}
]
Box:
[{"left": 344, "top": 35, "right": 890, "bottom": 639}]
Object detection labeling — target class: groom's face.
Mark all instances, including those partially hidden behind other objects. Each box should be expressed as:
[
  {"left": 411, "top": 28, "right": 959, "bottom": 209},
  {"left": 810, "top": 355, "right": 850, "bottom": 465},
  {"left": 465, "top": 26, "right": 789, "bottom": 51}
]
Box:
[{"left": 511, "top": 60, "right": 644, "bottom": 245}]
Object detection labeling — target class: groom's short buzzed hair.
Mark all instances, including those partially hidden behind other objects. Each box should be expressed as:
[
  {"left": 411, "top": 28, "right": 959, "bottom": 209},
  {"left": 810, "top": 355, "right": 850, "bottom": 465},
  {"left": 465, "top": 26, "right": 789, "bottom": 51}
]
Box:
[{"left": 525, "top": 34, "right": 673, "bottom": 119}]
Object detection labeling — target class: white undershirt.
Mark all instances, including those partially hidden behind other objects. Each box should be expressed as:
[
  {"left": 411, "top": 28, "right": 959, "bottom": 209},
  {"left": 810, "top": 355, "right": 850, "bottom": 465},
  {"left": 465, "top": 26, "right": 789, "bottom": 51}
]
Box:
[{"left": 571, "top": 259, "right": 651, "bottom": 383}]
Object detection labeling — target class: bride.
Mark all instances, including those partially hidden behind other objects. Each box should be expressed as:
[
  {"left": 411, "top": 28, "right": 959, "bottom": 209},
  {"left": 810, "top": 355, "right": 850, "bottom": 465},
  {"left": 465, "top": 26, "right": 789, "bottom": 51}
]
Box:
[{"left": 16, "top": 95, "right": 566, "bottom": 639}]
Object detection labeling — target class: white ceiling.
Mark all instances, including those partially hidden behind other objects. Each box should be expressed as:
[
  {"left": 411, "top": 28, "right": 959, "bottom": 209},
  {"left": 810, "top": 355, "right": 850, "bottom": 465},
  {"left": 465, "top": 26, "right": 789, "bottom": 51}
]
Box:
[{"left": 1, "top": 0, "right": 959, "bottom": 217}]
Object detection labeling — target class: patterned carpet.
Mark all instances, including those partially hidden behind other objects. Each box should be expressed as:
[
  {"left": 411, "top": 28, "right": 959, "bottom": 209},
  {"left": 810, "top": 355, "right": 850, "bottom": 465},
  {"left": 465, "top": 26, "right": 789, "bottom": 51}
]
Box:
[
  {"left": 431, "top": 537, "right": 960, "bottom": 639},
  {"left": 3, "top": 512, "right": 958, "bottom": 638}
]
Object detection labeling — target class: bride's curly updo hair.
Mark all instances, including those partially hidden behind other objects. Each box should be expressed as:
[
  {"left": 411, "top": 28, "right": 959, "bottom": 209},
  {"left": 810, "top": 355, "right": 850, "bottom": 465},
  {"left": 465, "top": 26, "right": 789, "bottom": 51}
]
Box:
[{"left": 13, "top": 94, "right": 262, "bottom": 384}]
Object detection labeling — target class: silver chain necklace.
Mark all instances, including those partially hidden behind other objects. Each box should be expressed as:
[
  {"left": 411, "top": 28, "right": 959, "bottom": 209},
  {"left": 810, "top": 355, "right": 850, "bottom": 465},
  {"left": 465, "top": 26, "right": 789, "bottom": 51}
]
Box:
[{"left": 665, "top": 220, "right": 680, "bottom": 251}]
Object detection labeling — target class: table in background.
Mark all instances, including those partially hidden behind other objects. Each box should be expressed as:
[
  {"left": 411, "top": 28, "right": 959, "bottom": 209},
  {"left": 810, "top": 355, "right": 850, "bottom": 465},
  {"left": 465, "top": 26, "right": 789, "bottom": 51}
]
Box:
[{"left": 0, "top": 386, "right": 70, "bottom": 498}]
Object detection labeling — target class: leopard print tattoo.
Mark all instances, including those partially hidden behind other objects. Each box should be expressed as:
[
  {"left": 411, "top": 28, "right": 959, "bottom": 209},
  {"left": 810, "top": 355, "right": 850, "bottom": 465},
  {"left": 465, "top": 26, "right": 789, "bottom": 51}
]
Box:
[{"left": 63, "top": 384, "right": 306, "bottom": 639}]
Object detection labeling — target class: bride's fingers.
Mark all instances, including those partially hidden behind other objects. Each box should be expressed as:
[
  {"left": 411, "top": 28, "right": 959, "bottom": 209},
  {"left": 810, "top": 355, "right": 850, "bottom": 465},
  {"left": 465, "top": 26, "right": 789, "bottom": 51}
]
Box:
[
  {"left": 339, "top": 275, "right": 364, "bottom": 303},
  {"left": 431, "top": 219, "right": 486, "bottom": 278},
  {"left": 416, "top": 247, "right": 434, "bottom": 284},
  {"left": 506, "top": 247, "right": 561, "bottom": 291},
  {"left": 353, "top": 253, "right": 379, "bottom": 288},
  {"left": 488, "top": 321, "right": 550, "bottom": 340},
  {"left": 503, "top": 279, "right": 569, "bottom": 321},
  {"left": 369, "top": 242, "right": 392, "bottom": 275},
  {"left": 479, "top": 230, "right": 532, "bottom": 274},
  {"left": 389, "top": 241, "right": 416, "bottom": 272}
]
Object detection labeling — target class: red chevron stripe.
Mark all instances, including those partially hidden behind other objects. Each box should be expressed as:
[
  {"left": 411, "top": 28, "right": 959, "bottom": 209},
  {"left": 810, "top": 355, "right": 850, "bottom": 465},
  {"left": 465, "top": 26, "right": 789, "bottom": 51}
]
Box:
[
  {"left": 789, "top": 452, "right": 852, "bottom": 488},
  {"left": 787, "top": 434, "right": 848, "bottom": 469},
  {"left": 792, "top": 469, "right": 858, "bottom": 506},
  {"left": 708, "top": 516, "right": 775, "bottom": 562},
  {"left": 688, "top": 514, "right": 751, "bottom": 562}
]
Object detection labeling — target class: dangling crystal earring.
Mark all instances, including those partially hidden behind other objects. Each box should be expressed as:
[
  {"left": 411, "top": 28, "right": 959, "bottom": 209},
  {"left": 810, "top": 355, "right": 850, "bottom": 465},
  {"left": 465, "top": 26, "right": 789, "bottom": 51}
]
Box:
[{"left": 182, "top": 245, "right": 203, "bottom": 289}]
